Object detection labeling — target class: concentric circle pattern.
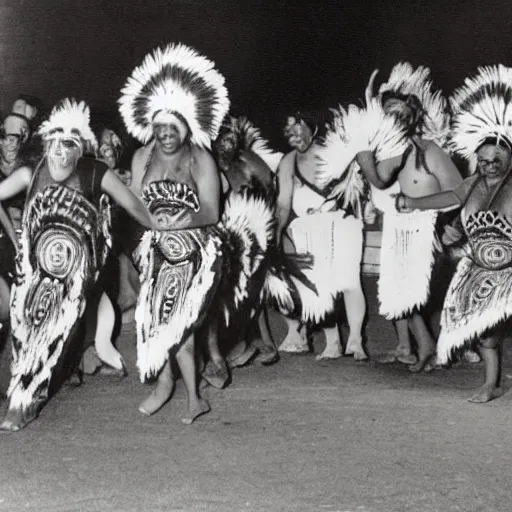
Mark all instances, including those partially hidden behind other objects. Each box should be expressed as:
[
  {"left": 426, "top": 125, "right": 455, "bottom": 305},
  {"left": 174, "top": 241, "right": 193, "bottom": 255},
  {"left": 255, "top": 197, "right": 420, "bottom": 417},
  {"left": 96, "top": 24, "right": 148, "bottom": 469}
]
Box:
[
  {"left": 473, "top": 239, "right": 512, "bottom": 270},
  {"left": 36, "top": 229, "right": 81, "bottom": 279}
]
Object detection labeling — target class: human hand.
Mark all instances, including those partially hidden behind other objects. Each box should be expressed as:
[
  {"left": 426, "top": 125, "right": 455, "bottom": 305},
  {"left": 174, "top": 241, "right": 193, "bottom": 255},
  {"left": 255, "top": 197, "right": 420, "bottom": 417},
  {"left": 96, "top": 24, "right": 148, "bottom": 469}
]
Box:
[
  {"left": 393, "top": 193, "right": 413, "bottom": 213},
  {"left": 442, "top": 224, "right": 464, "bottom": 246}
]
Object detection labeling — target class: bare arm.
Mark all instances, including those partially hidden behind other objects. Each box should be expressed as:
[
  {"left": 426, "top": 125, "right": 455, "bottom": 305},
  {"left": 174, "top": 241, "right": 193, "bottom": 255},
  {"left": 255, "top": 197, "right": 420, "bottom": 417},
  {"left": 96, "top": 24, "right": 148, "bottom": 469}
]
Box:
[
  {"left": 275, "top": 155, "right": 294, "bottom": 243},
  {"left": 101, "top": 170, "right": 156, "bottom": 230},
  {"left": 0, "top": 166, "right": 32, "bottom": 201},
  {"left": 0, "top": 166, "right": 32, "bottom": 245},
  {"left": 402, "top": 175, "right": 474, "bottom": 212},
  {"left": 404, "top": 190, "right": 462, "bottom": 211},
  {"left": 356, "top": 151, "right": 403, "bottom": 189}
]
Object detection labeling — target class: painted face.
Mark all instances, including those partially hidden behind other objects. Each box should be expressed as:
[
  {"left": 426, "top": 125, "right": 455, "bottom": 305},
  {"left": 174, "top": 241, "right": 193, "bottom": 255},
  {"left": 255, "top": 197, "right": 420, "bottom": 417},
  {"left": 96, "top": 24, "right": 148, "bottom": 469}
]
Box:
[
  {"left": 152, "top": 112, "right": 189, "bottom": 155},
  {"left": 47, "top": 138, "right": 81, "bottom": 181},
  {"left": 476, "top": 143, "right": 512, "bottom": 179},
  {"left": 383, "top": 98, "right": 414, "bottom": 129},
  {"left": 286, "top": 121, "right": 314, "bottom": 153},
  {"left": 98, "top": 143, "right": 117, "bottom": 169},
  {"left": 0, "top": 115, "right": 29, "bottom": 157}
]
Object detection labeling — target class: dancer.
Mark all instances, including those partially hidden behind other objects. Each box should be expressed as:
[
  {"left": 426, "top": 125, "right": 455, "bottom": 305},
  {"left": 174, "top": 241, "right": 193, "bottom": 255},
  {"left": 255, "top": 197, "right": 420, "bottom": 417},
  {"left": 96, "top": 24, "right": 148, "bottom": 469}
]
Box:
[
  {"left": 273, "top": 111, "right": 369, "bottom": 360},
  {"left": 0, "top": 99, "right": 158, "bottom": 431},
  {"left": 211, "top": 116, "right": 282, "bottom": 371},
  {"left": 358, "top": 63, "right": 463, "bottom": 371},
  {"left": 119, "top": 43, "right": 229, "bottom": 423},
  {"left": 396, "top": 65, "right": 512, "bottom": 402}
]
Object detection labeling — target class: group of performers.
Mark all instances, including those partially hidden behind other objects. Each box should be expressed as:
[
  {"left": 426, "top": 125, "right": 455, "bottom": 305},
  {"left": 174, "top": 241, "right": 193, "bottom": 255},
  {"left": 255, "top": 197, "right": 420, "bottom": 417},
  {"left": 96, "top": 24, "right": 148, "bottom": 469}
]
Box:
[{"left": 0, "top": 42, "right": 510, "bottom": 432}]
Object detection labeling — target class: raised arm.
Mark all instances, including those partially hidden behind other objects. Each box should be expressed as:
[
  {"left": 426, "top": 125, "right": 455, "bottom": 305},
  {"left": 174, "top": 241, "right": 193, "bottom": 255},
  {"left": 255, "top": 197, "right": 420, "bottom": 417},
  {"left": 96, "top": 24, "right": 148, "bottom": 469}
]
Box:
[
  {"left": 101, "top": 169, "right": 156, "bottom": 230},
  {"left": 275, "top": 154, "right": 294, "bottom": 244},
  {"left": 356, "top": 151, "right": 404, "bottom": 189}
]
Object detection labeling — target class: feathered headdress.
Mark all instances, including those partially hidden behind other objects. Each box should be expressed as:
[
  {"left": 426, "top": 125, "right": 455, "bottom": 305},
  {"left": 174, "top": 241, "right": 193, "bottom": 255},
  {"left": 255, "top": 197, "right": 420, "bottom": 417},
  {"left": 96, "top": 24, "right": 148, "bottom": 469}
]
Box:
[
  {"left": 38, "top": 98, "right": 98, "bottom": 151},
  {"left": 215, "top": 116, "right": 283, "bottom": 172},
  {"left": 119, "top": 43, "right": 230, "bottom": 148},
  {"left": 377, "top": 62, "right": 450, "bottom": 148},
  {"left": 449, "top": 65, "right": 512, "bottom": 169},
  {"left": 315, "top": 99, "right": 408, "bottom": 214}
]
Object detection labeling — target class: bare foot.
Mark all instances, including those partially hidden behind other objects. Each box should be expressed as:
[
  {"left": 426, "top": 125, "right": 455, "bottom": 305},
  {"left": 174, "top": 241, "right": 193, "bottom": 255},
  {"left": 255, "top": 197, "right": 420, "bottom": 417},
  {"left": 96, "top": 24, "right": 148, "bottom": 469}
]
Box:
[
  {"left": 377, "top": 349, "right": 416, "bottom": 365},
  {"left": 279, "top": 327, "right": 309, "bottom": 354},
  {"left": 257, "top": 349, "right": 279, "bottom": 366},
  {"left": 468, "top": 385, "right": 504, "bottom": 404},
  {"left": 315, "top": 344, "right": 343, "bottom": 360},
  {"left": 139, "top": 379, "right": 174, "bottom": 416},
  {"left": 202, "top": 360, "right": 230, "bottom": 389},
  {"left": 345, "top": 339, "right": 368, "bottom": 361},
  {"left": 181, "top": 398, "right": 211, "bottom": 425},
  {"left": 228, "top": 343, "right": 258, "bottom": 368},
  {"left": 463, "top": 350, "right": 482, "bottom": 364},
  {"left": 409, "top": 352, "right": 437, "bottom": 373}
]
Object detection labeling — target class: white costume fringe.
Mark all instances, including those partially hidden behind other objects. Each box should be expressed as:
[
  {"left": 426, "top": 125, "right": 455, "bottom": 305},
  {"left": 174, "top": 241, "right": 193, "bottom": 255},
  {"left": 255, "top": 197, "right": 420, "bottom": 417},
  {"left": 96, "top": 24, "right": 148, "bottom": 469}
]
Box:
[
  {"left": 286, "top": 212, "right": 363, "bottom": 323},
  {"left": 377, "top": 207, "right": 438, "bottom": 319},
  {"left": 135, "top": 230, "right": 221, "bottom": 381}
]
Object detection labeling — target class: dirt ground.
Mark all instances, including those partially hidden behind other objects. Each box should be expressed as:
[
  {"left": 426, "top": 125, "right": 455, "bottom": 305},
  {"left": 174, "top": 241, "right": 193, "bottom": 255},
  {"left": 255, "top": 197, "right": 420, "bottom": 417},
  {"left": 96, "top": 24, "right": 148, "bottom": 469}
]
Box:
[{"left": 1, "top": 276, "right": 512, "bottom": 512}]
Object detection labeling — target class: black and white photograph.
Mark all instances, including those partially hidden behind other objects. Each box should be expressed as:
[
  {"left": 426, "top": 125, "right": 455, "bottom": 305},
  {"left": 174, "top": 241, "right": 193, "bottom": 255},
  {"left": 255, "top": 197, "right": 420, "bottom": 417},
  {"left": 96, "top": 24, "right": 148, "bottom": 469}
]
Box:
[{"left": 0, "top": 1, "right": 511, "bottom": 511}]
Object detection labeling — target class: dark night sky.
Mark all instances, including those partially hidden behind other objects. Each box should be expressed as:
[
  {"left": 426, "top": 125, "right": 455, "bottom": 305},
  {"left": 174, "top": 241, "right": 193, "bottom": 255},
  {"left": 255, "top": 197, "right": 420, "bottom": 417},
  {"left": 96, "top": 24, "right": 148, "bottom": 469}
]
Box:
[{"left": 1, "top": 0, "right": 512, "bottom": 151}]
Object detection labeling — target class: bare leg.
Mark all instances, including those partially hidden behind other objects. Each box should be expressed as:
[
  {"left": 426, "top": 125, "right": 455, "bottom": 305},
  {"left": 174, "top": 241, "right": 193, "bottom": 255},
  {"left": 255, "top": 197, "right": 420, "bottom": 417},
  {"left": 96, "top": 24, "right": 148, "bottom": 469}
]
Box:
[
  {"left": 255, "top": 307, "right": 279, "bottom": 365},
  {"left": 378, "top": 318, "right": 417, "bottom": 364},
  {"left": 408, "top": 312, "right": 436, "bottom": 373},
  {"left": 139, "top": 358, "right": 174, "bottom": 416},
  {"left": 94, "top": 293, "right": 126, "bottom": 375},
  {"left": 279, "top": 317, "right": 309, "bottom": 353},
  {"left": 0, "top": 276, "right": 10, "bottom": 322},
  {"left": 315, "top": 326, "right": 342, "bottom": 360},
  {"left": 117, "top": 254, "right": 138, "bottom": 312},
  {"left": 343, "top": 287, "right": 368, "bottom": 360},
  {"left": 469, "top": 335, "right": 503, "bottom": 403},
  {"left": 177, "top": 335, "right": 210, "bottom": 424},
  {"left": 202, "top": 317, "right": 229, "bottom": 389}
]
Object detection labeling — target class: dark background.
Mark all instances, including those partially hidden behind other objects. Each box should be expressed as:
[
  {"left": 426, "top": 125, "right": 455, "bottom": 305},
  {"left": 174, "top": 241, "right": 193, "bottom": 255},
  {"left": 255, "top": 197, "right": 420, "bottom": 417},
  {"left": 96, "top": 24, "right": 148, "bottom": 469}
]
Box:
[{"left": 0, "top": 0, "right": 511, "bottom": 151}]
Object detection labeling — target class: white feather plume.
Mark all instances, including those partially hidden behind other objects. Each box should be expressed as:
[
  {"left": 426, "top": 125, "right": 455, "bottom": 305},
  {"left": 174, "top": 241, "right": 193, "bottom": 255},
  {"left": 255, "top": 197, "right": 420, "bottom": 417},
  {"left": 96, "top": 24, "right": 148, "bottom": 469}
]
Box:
[
  {"left": 119, "top": 43, "right": 230, "bottom": 148},
  {"left": 38, "top": 98, "right": 98, "bottom": 150},
  {"left": 449, "top": 64, "right": 512, "bottom": 164},
  {"left": 378, "top": 62, "right": 451, "bottom": 148},
  {"left": 315, "top": 100, "right": 408, "bottom": 212}
]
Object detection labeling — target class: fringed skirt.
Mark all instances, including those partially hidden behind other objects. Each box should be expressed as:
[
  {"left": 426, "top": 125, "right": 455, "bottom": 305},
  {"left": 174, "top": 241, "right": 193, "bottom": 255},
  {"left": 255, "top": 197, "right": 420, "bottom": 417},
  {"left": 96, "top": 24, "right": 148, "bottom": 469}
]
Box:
[
  {"left": 286, "top": 211, "right": 363, "bottom": 324},
  {"left": 437, "top": 210, "right": 512, "bottom": 364},
  {"left": 134, "top": 227, "right": 223, "bottom": 382},
  {"left": 378, "top": 209, "right": 439, "bottom": 320}
]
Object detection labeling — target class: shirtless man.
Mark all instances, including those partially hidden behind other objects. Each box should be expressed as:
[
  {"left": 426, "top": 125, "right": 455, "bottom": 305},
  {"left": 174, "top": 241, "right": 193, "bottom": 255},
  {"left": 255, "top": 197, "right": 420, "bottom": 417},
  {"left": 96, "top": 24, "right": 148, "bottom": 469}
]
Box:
[
  {"left": 276, "top": 112, "right": 368, "bottom": 361},
  {"left": 357, "top": 64, "right": 463, "bottom": 371},
  {"left": 396, "top": 64, "right": 512, "bottom": 402},
  {"left": 119, "top": 42, "right": 229, "bottom": 423}
]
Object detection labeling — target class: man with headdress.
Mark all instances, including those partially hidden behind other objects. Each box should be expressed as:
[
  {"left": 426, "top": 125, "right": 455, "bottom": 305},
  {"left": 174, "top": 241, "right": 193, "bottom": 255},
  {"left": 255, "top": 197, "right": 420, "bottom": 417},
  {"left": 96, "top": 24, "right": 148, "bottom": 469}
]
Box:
[
  {"left": 358, "top": 63, "right": 464, "bottom": 371},
  {"left": 210, "top": 115, "right": 283, "bottom": 370},
  {"left": 119, "top": 43, "right": 230, "bottom": 423},
  {"left": 270, "top": 110, "right": 369, "bottom": 361},
  {"left": 396, "top": 65, "right": 512, "bottom": 402},
  {"left": 0, "top": 98, "right": 158, "bottom": 431}
]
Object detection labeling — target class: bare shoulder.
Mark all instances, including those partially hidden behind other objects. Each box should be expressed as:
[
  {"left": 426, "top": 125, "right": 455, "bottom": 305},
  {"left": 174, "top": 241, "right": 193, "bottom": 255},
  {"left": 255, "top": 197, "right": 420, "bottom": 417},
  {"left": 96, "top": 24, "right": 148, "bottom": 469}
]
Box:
[
  {"left": 423, "top": 140, "right": 452, "bottom": 159},
  {"left": 277, "top": 150, "right": 295, "bottom": 176}
]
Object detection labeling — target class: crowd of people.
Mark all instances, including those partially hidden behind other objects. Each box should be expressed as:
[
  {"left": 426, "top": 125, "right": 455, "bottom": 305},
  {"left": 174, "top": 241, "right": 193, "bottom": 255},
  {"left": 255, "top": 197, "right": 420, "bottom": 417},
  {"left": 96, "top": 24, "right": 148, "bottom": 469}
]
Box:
[{"left": 0, "top": 42, "right": 510, "bottom": 432}]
